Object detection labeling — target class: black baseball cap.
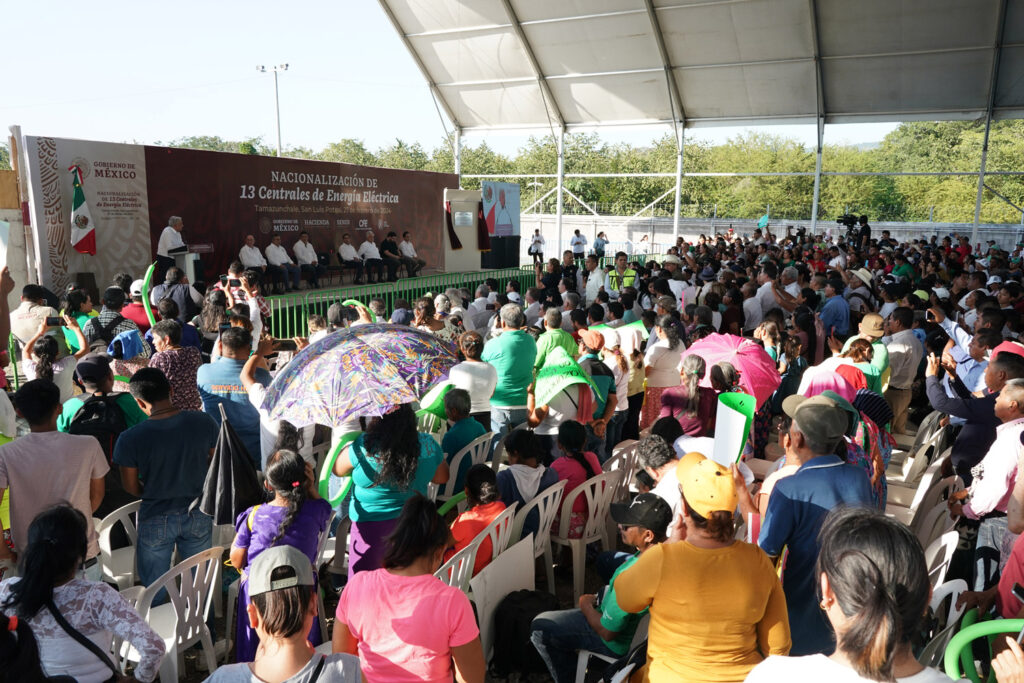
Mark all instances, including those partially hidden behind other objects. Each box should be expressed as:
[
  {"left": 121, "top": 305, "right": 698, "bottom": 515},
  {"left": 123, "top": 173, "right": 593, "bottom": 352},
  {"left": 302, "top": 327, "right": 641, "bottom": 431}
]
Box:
[
  {"left": 610, "top": 493, "right": 672, "bottom": 537},
  {"left": 75, "top": 353, "right": 113, "bottom": 383}
]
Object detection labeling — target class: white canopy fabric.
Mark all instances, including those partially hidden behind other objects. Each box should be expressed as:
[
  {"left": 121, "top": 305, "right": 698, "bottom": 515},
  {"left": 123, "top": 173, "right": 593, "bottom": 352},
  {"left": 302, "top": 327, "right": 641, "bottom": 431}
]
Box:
[{"left": 378, "top": 0, "right": 1024, "bottom": 132}]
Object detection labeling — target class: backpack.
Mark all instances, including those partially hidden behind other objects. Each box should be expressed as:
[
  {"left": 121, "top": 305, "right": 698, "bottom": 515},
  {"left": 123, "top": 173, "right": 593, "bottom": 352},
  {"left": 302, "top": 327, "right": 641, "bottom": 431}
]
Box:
[
  {"left": 88, "top": 315, "right": 125, "bottom": 352},
  {"left": 67, "top": 394, "right": 128, "bottom": 463},
  {"left": 489, "top": 589, "right": 561, "bottom": 677}
]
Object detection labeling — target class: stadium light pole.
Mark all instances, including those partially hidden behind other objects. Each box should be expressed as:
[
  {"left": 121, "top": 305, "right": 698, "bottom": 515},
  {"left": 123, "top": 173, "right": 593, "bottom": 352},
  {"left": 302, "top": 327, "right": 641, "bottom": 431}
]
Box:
[{"left": 257, "top": 64, "right": 289, "bottom": 156}]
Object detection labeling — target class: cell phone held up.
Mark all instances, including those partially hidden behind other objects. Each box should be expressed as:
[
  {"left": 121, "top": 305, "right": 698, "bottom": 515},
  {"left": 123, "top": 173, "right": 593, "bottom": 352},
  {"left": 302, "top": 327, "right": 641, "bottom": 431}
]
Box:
[{"left": 45, "top": 316, "right": 64, "bottom": 327}]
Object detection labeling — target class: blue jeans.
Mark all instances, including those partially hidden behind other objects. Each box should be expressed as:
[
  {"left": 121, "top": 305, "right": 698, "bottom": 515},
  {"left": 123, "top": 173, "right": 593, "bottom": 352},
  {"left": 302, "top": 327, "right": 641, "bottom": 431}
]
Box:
[
  {"left": 137, "top": 507, "right": 213, "bottom": 590},
  {"left": 531, "top": 608, "right": 615, "bottom": 683},
  {"left": 491, "top": 407, "right": 528, "bottom": 447},
  {"left": 603, "top": 411, "right": 627, "bottom": 463},
  {"left": 975, "top": 515, "right": 1008, "bottom": 591},
  {"left": 596, "top": 550, "right": 632, "bottom": 584},
  {"left": 584, "top": 424, "right": 606, "bottom": 464}
]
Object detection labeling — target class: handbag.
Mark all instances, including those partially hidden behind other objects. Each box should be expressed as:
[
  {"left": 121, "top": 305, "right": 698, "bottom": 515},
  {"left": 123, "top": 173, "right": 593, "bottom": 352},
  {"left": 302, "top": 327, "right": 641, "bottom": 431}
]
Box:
[{"left": 46, "top": 599, "right": 130, "bottom": 683}]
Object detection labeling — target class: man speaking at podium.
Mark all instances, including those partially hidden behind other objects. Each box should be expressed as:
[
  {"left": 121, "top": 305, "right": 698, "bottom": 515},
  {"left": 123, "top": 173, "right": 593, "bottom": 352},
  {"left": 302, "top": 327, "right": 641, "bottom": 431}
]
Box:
[{"left": 156, "top": 215, "right": 187, "bottom": 283}]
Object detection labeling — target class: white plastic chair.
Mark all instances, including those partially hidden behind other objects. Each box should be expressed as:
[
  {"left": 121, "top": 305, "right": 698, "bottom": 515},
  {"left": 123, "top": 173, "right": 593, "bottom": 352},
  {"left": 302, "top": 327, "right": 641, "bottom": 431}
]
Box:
[
  {"left": 916, "top": 499, "right": 959, "bottom": 552},
  {"left": 472, "top": 502, "right": 519, "bottom": 565},
  {"left": 603, "top": 442, "right": 639, "bottom": 503},
  {"left": 436, "top": 432, "right": 494, "bottom": 503},
  {"left": 108, "top": 585, "right": 145, "bottom": 675},
  {"left": 434, "top": 542, "right": 478, "bottom": 593},
  {"left": 924, "top": 531, "right": 960, "bottom": 589},
  {"left": 96, "top": 500, "right": 141, "bottom": 591},
  {"left": 469, "top": 536, "right": 535, "bottom": 662},
  {"left": 575, "top": 612, "right": 650, "bottom": 683},
  {"left": 129, "top": 546, "right": 224, "bottom": 682},
  {"left": 510, "top": 480, "right": 568, "bottom": 594},
  {"left": 315, "top": 511, "right": 337, "bottom": 640},
  {"left": 551, "top": 471, "right": 623, "bottom": 602},
  {"left": 918, "top": 579, "right": 969, "bottom": 667}
]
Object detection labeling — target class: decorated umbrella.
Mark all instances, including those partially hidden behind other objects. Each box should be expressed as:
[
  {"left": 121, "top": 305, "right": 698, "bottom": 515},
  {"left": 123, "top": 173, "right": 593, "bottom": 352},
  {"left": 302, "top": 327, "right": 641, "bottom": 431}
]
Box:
[
  {"left": 682, "top": 333, "right": 781, "bottom": 410},
  {"left": 261, "top": 322, "right": 458, "bottom": 427}
]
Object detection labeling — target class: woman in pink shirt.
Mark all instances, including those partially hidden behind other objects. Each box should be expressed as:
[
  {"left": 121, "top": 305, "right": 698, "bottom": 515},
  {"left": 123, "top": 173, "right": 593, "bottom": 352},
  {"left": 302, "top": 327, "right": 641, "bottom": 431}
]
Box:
[{"left": 334, "top": 495, "right": 485, "bottom": 683}]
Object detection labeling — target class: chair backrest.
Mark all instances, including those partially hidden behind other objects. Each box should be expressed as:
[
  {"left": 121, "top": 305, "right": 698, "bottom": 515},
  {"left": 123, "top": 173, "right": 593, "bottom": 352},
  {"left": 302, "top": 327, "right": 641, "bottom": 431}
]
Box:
[
  {"left": 469, "top": 536, "right": 536, "bottom": 661},
  {"left": 110, "top": 586, "right": 146, "bottom": 672},
  {"left": 434, "top": 543, "right": 477, "bottom": 593},
  {"left": 136, "top": 546, "right": 224, "bottom": 650},
  {"left": 96, "top": 500, "right": 141, "bottom": 575},
  {"left": 557, "top": 471, "right": 623, "bottom": 543},
  {"left": 910, "top": 410, "right": 943, "bottom": 453},
  {"left": 315, "top": 511, "right": 337, "bottom": 568},
  {"left": 912, "top": 475, "right": 961, "bottom": 533},
  {"left": 629, "top": 612, "right": 651, "bottom": 650},
  {"left": 903, "top": 464, "right": 942, "bottom": 513},
  {"left": 511, "top": 480, "right": 567, "bottom": 558},
  {"left": 603, "top": 442, "right": 638, "bottom": 503},
  {"left": 471, "top": 502, "right": 519, "bottom": 563},
  {"left": 437, "top": 432, "right": 494, "bottom": 499},
  {"left": 916, "top": 499, "right": 958, "bottom": 551},
  {"left": 924, "top": 531, "right": 959, "bottom": 589}
]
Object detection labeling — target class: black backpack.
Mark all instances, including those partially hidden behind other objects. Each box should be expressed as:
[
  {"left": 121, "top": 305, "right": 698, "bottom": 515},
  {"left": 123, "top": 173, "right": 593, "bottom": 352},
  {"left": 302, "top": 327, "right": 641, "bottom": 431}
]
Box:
[
  {"left": 88, "top": 315, "right": 125, "bottom": 352},
  {"left": 489, "top": 589, "right": 561, "bottom": 677},
  {"left": 67, "top": 394, "right": 128, "bottom": 463}
]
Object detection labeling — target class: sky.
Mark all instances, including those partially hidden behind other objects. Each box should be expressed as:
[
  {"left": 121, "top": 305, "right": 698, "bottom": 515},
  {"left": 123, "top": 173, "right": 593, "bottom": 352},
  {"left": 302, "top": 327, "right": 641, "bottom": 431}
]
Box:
[{"left": 3, "top": 1, "right": 900, "bottom": 159}]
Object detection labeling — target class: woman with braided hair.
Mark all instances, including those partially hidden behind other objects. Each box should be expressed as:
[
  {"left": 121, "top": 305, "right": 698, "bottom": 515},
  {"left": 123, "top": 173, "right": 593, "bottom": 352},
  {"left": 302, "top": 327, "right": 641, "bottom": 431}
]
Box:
[
  {"left": 658, "top": 354, "right": 717, "bottom": 437},
  {"left": 230, "top": 449, "right": 333, "bottom": 662}
]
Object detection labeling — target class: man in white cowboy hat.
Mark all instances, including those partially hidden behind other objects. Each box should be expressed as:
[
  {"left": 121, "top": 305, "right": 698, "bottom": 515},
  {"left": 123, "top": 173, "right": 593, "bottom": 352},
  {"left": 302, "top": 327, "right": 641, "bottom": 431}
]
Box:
[
  {"left": 844, "top": 267, "right": 875, "bottom": 316},
  {"left": 661, "top": 255, "right": 686, "bottom": 306}
]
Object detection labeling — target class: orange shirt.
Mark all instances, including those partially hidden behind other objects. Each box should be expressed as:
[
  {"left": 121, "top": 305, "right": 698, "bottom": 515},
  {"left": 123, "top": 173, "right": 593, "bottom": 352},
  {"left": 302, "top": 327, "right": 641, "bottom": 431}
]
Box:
[{"left": 445, "top": 500, "right": 507, "bottom": 575}]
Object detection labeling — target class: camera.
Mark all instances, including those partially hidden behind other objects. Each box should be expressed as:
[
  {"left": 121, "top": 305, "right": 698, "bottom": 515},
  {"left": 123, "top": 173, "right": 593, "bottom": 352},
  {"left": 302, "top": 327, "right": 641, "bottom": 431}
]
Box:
[{"left": 836, "top": 214, "right": 858, "bottom": 229}]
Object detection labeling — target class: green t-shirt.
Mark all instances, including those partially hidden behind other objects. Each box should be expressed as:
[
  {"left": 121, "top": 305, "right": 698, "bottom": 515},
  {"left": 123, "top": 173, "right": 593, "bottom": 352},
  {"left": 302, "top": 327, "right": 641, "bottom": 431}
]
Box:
[
  {"left": 534, "top": 328, "right": 578, "bottom": 372},
  {"left": 349, "top": 433, "right": 443, "bottom": 522},
  {"left": 892, "top": 263, "right": 915, "bottom": 282},
  {"left": 481, "top": 330, "right": 537, "bottom": 408},
  {"left": 57, "top": 392, "right": 149, "bottom": 432},
  {"left": 600, "top": 553, "right": 645, "bottom": 655},
  {"left": 840, "top": 336, "right": 889, "bottom": 375},
  {"left": 62, "top": 310, "right": 98, "bottom": 353}
]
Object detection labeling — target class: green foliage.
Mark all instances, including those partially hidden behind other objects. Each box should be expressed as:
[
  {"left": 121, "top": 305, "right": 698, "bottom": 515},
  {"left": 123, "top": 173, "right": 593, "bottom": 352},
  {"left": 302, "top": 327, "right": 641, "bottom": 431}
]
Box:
[
  {"left": 0, "top": 142, "right": 10, "bottom": 171},
  {"left": 150, "top": 121, "right": 1024, "bottom": 223}
]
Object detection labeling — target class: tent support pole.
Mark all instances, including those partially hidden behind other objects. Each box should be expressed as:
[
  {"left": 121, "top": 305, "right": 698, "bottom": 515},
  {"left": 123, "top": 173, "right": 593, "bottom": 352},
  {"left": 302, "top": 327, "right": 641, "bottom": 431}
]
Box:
[
  {"left": 454, "top": 127, "right": 462, "bottom": 188},
  {"left": 811, "top": 116, "right": 823, "bottom": 231},
  {"left": 971, "top": 115, "right": 992, "bottom": 249},
  {"left": 556, "top": 127, "right": 565, "bottom": 255},
  {"left": 673, "top": 124, "right": 684, "bottom": 243}
]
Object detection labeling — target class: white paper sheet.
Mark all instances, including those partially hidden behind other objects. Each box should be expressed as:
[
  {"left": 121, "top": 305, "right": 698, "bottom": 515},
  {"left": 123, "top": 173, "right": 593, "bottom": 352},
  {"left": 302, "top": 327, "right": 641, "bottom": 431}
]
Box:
[{"left": 712, "top": 400, "right": 748, "bottom": 467}]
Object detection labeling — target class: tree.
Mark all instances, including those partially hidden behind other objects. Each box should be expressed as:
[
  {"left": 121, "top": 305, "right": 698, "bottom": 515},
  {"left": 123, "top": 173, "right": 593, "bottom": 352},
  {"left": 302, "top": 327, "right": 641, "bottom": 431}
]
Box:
[
  {"left": 0, "top": 142, "right": 10, "bottom": 171},
  {"left": 317, "top": 138, "right": 377, "bottom": 166},
  {"left": 376, "top": 139, "right": 429, "bottom": 170}
]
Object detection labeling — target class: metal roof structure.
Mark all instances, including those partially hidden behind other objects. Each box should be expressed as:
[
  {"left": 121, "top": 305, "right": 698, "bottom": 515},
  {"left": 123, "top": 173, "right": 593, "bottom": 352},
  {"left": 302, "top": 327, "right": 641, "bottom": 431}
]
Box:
[
  {"left": 378, "top": 0, "right": 1024, "bottom": 244},
  {"left": 378, "top": 0, "right": 1022, "bottom": 133}
]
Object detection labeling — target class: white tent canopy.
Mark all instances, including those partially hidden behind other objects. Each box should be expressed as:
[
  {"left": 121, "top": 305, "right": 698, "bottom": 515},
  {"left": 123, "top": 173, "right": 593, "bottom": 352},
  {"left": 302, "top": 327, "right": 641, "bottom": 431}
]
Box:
[
  {"left": 379, "top": 0, "right": 1023, "bottom": 132},
  {"left": 378, "top": 0, "right": 1024, "bottom": 243}
]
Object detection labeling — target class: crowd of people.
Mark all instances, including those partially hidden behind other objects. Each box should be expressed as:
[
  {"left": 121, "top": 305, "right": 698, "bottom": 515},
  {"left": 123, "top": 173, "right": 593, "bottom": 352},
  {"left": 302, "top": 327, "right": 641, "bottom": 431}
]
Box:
[{"left": 4, "top": 220, "right": 1024, "bottom": 681}]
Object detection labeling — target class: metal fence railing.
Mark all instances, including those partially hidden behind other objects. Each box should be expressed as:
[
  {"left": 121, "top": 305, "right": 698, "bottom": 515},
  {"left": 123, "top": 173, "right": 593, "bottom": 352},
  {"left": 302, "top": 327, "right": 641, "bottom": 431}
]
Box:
[{"left": 265, "top": 267, "right": 538, "bottom": 339}]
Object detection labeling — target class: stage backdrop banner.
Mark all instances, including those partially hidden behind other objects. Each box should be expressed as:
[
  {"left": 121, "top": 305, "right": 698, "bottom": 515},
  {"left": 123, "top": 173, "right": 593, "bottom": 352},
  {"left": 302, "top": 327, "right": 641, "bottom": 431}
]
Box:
[
  {"left": 482, "top": 181, "right": 520, "bottom": 237},
  {"left": 22, "top": 136, "right": 150, "bottom": 293},
  {"left": 21, "top": 134, "right": 456, "bottom": 291}
]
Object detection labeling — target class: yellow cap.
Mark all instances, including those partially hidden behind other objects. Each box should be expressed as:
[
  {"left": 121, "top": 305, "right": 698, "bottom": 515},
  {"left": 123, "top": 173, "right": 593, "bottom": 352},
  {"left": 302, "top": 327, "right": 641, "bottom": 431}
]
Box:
[{"left": 676, "top": 452, "right": 738, "bottom": 518}]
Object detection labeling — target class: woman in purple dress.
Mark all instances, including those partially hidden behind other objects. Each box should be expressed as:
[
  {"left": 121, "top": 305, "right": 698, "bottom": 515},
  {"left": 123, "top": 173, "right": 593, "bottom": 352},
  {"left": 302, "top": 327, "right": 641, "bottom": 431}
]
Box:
[{"left": 230, "top": 449, "right": 332, "bottom": 662}]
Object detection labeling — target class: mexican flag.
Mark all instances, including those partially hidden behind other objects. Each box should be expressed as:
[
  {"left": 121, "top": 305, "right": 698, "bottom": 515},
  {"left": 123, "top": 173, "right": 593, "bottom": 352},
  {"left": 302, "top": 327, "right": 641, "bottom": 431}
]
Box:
[{"left": 68, "top": 165, "right": 96, "bottom": 255}]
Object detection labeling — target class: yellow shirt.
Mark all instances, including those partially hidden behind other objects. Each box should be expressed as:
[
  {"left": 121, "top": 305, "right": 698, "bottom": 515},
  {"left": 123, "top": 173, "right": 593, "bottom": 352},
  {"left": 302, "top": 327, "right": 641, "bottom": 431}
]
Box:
[{"left": 614, "top": 540, "right": 791, "bottom": 683}]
